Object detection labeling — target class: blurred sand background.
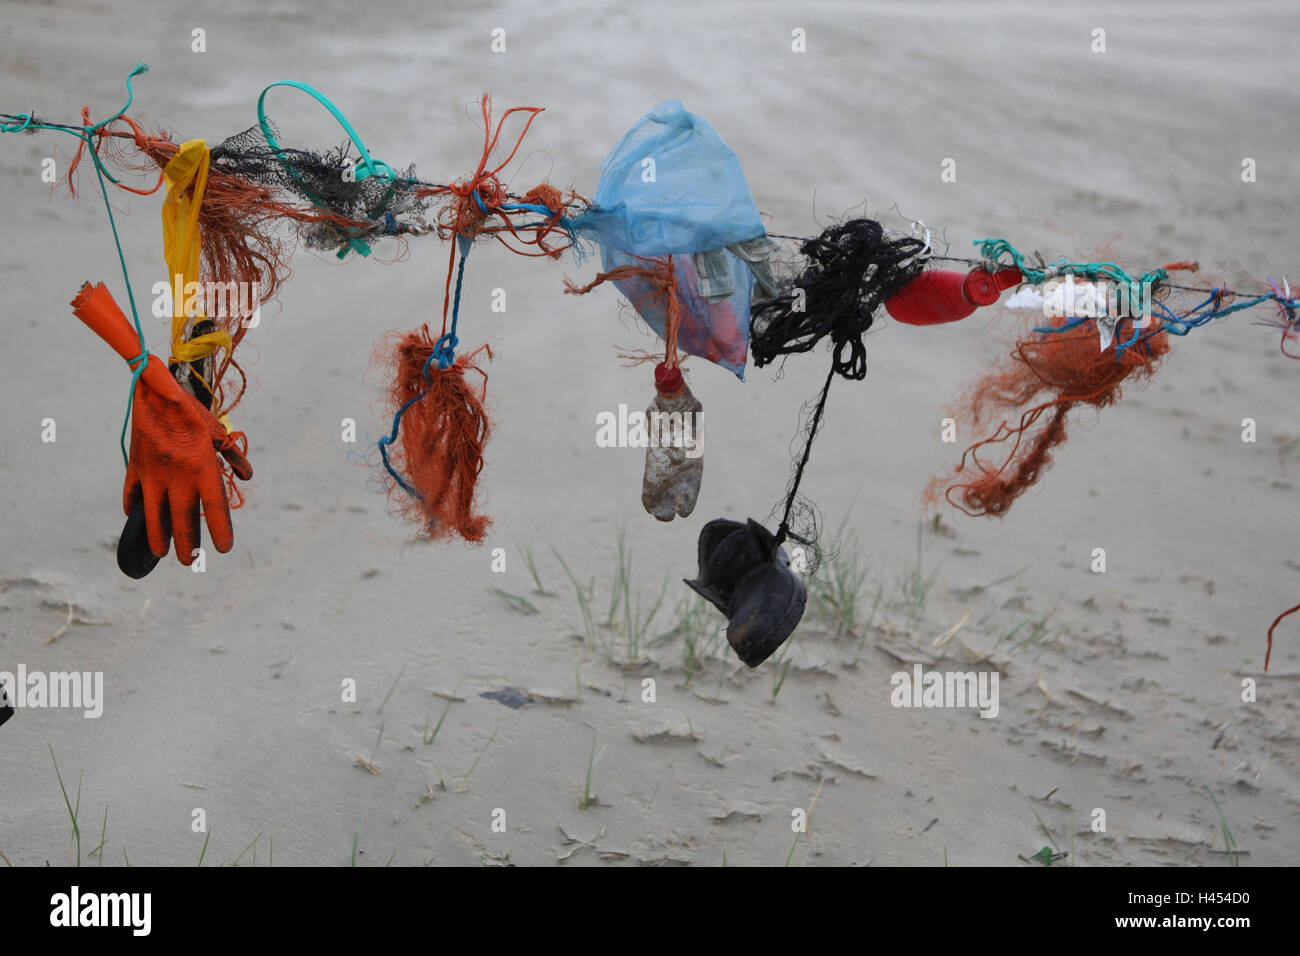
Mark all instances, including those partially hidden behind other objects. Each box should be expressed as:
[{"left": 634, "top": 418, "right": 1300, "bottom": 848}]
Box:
[{"left": 0, "top": 0, "right": 1296, "bottom": 865}]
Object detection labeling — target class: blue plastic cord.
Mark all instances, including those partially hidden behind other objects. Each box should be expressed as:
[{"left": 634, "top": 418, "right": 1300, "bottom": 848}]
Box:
[
  {"left": 470, "top": 189, "right": 578, "bottom": 245},
  {"left": 376, "top": 236, "right": 471, "bottom": 498},
  {"left": 1033, "top": 287, "right": 1299, "bottom": 356}
]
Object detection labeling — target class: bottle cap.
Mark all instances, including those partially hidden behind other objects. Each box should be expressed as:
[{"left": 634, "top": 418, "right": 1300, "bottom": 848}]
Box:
[{"left": 654, "top": 362, "right": 686, "bottom": 397}]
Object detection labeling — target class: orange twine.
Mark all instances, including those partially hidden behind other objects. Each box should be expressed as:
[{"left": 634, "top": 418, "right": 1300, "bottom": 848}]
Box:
[
  {"left": 926, "top": 320, "right": 1171, "bottom": 518},
  {"left": 564, "top": 256, "right": 684, "bottom": 368}
]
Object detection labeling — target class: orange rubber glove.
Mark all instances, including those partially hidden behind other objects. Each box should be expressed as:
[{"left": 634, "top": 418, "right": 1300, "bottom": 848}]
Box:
[
  {"left": 72, "top": 282, "right": 253, "bottom": 568},
  {"left": 122, "top": 368, "right": 253, "bottom": 563}
]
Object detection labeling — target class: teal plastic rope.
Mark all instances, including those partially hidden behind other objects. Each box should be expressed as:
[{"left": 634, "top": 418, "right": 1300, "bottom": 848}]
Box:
[
  {"left": 256, "top": 80, "right": 397, "bottom": 259},
  {"left": 975, "top": 237, "right": 1169, "bottom": 291},
  {"left": 2, "top": 62, "right": 149, "bottom": 189},
  {"left": 2, "top": 64, "right": 152, "bottom": 467}
]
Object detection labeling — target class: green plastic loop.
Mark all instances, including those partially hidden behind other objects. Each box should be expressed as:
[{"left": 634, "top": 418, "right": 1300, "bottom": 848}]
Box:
[
  {"left": 88, "top": 62, "right": 149, "bottom": 134},
  {"left": 256, "top": 80, "right": 395, "bottom": 184},
  {"left": 2, "top": 112, "right": 34, "bottom": 133}
]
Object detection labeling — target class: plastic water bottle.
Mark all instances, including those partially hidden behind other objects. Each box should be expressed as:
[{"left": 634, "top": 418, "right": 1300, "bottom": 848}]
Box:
[{"left": 641, "top": 363, "right": 704, "bottom": 521}]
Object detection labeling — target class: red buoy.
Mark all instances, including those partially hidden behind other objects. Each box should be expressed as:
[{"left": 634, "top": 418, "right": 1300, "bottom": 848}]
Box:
[{"left": 886, "top": 267, "right": 1023, "bottom": 325}]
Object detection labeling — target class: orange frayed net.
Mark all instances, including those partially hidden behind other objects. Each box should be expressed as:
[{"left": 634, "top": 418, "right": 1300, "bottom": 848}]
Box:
[
  {"left": 70, "top": 113, "right": 390, "bottom": 422},
  {"left": 367, "top": 96, "right": 572, "bottom": 542},
  {"left": 373, "top": 326, "right": 494, "bottom": 543},
  {"left": 925, "top": 320, "right": 1171, "bottom": 517}
]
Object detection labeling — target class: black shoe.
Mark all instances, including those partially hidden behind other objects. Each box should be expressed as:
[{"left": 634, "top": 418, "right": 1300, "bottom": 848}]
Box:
[
  {"left": 684, "top": 517, "right": 807, "bottom": 667},
  {"left": 725, "top": 559, "right": 807, "bottom": 667},
  {"left": 684, "top": 518, "right": 772, "bottom": 614}
]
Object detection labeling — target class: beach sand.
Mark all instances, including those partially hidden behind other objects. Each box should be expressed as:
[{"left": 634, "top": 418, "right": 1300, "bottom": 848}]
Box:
[{"left": 0, "top": 0, "right": 1296, "bottom": 865}]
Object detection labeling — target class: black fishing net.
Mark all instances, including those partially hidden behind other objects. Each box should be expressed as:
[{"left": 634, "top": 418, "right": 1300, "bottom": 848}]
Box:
[
  {"left": 768, "top": 366, "right": 833, "bottom": 572},
  {"left": 211, "top": 122, "right": 433, "bottom": 252},
  {"left": 754, "top": 218, "right": 930, "bottom": 569},
  {"left": 751, "top": 218, "right": 928, "bottom": 380}
]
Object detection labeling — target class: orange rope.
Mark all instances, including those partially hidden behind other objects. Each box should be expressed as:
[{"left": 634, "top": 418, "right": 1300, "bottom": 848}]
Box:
[
  {"left": 563, "top": 256, "right": 684, "bottom": 367},
  {"left": 1266, "top": 602, "right": 1299, "bottom": 671}
]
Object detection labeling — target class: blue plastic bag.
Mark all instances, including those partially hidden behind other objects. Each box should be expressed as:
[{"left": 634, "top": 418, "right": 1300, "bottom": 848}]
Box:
[
  {"left": 600, "top": 247, "right": 754, "bottom": 380},
  {"left": 572, "top": 101, "right": 770, "bottom": 378},
  {"left": 573, "top": 100, "right": 766, "bottom": 257}
]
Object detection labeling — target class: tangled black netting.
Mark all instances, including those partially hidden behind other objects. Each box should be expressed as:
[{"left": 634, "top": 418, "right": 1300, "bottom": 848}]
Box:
[
  {"left": 769, "top": 365, "right": 834, "bottom": 570},
  {"left": 756, "top": 218, "right": 929, "bottom": 568},
  {"left": 212, "top": 122, "right": 432, "bottom": 251},
  {"left": 766, "top": 365, "right": 834, "bottom": 574},
  {"left": 751, "top": 218, "right": 928, "bottom": 380}
]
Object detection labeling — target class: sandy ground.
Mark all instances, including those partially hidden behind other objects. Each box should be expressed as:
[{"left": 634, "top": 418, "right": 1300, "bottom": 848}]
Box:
[{"left": 1, "top": 0, "right": 1297, "bottom": 866}]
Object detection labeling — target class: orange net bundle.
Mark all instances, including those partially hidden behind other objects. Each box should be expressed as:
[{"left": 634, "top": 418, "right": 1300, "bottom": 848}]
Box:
[
  {"left": 54, "top": 114, "right": 277, "bottom": 511},
  {"left": 925, "top": 319, "right": 1171, "bottom": 517},
  {"left": 71, "top": 108, "right": 447, "bottom": 421},
  {"left": 368, "top": 95, "right": 580, "bottom": 542},
  {"left": 69, "top": 114, "right": 303, "bottom": 423},
  {"left": 373, "top": 325, "right": 494, "bottom": 543}
]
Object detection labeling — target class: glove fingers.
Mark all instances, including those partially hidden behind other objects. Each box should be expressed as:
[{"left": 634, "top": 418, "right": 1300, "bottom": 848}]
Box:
[
  {"left": 206, "top": 412, "right": 253, "bottom": 482},
  {"left": 123, "top": 462, "right": 142, "bottom": 517},
  {"left": 219, "top": 443, "right": 253, "bottom": 481},
  {"left": 141, "top": 483, "right": 172, "bottom": 559},
  {"left": 169, "top": 487, "right": 202, "bottom": 566},
  {"left": 117, "top": 499, "right": 163, "bottom": 580},
  {"left": 197, "top": 471, "right": 235, "bottom": 554}
]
